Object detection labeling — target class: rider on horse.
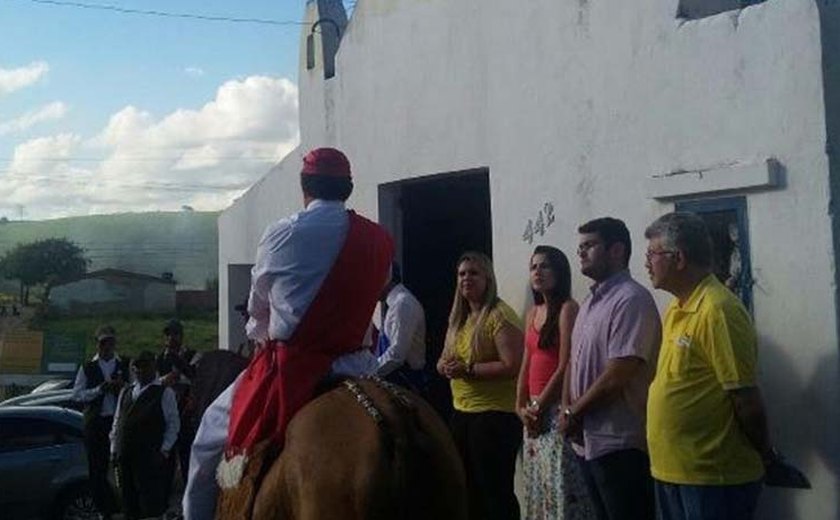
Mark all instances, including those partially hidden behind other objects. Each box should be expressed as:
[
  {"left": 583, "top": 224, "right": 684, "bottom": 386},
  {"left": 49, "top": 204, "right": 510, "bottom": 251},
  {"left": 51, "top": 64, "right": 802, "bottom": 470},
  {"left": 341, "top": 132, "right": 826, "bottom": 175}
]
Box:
[{"left": 182, "top": 147, "right": 393, "bottom": 519}]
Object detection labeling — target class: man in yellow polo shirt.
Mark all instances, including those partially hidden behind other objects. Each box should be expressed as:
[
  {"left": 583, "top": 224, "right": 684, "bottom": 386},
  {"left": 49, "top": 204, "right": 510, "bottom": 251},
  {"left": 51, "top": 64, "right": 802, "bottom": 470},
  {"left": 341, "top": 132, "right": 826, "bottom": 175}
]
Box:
[{"left": 643, "top": 212, "right": 776, "bottom": 520}]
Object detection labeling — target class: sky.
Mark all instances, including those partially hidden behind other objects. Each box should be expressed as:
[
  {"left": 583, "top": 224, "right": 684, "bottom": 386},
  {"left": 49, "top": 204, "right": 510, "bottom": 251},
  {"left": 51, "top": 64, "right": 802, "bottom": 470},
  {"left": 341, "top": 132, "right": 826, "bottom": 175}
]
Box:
[{"left": 0, "top": 0, "right": 352, "bottom": 220}]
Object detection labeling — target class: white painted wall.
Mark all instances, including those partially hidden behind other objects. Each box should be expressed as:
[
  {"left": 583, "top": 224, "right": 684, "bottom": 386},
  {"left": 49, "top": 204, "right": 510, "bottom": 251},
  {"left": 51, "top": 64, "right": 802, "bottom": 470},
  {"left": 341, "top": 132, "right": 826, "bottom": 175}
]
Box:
[{"left": 219, "top": 0, "right": 838, "bottom": 515}]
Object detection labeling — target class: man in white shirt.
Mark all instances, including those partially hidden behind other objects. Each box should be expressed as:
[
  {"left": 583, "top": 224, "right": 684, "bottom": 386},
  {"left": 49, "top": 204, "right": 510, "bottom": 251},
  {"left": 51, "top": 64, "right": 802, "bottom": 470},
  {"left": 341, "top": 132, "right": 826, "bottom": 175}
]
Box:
[
  {"left": 184, "top": 147, "right": 393, "bottom": 519},
  {"left": 110, "top": 351, "right": 180, "bottom": 520},
  {"left": 376, "top": 263, "right": 427, "bottom": 387},
  {"left": 72, "top": 325, "right": 128, "bottom": 520}
]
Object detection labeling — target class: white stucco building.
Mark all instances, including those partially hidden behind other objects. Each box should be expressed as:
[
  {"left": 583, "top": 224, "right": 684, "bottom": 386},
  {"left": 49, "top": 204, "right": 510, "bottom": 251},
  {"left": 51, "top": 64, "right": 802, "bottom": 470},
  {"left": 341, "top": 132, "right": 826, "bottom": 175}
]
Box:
[{"left": 219, "top": 1, "right": 840, "bottom": 516}]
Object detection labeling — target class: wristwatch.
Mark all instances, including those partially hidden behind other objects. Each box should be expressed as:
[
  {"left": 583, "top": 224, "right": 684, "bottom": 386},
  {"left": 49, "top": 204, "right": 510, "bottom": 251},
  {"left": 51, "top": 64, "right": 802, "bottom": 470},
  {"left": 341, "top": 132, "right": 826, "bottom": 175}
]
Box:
[{"left": 563, "top": 407, "right": 576, "bottom": 422}]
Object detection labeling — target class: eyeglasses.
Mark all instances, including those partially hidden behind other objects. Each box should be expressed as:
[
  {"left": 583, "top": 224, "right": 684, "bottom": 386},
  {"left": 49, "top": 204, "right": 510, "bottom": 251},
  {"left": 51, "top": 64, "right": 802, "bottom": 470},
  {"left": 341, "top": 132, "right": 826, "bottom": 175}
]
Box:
[
  {"left": 577, "top": 240, "right": 603, "bottom": 254},
  {"left": 645, "top": 249, "right": 676, "bottom": 261}
]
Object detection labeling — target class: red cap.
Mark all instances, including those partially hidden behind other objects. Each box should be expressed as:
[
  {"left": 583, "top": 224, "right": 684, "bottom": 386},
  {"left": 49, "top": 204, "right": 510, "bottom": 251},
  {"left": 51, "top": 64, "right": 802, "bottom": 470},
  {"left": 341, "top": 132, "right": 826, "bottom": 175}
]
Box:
[{"left": 301, "top": 147, "right": 351, "bottom": 178}]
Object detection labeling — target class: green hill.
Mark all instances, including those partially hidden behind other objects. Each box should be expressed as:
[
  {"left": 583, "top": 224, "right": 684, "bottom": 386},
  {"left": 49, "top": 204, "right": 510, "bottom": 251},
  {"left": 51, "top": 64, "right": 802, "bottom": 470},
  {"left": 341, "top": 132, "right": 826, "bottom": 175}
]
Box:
[{"left": 0, "top": 211, "right": 218, "bottom": 290}]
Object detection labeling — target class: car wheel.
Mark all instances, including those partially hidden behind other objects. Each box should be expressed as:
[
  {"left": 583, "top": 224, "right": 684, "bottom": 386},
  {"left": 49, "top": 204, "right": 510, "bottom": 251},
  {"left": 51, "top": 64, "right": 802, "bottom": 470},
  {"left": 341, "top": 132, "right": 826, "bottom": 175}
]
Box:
[{"left": 53, "top": 483, "right": 99, "bottom": 520}]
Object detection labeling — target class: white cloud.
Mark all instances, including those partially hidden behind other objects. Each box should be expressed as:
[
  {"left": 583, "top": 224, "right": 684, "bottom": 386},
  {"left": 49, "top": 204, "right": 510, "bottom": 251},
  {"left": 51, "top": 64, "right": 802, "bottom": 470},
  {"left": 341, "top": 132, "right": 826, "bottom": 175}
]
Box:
[
  {"left": 0, "top": 101, "right": 68, "bottom": 135},
  {"left": 185, "top": 67, "right": 205, "bottom": 77},
  {"left": 10, "top": 133, "right": 81, "bottom": 172},
  {"left": 0, "top": 61, "right": 49, "bottom": 95},
  {"left": 0, "top": 75, "right": 299, "bottom": 219}
]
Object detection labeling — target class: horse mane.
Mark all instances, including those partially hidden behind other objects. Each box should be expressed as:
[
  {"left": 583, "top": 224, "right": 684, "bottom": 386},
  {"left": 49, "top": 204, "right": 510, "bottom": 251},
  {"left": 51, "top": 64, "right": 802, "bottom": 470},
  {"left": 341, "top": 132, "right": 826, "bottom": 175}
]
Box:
[{"left": 353, "top": 379, "right": 446, "bottom": 520}]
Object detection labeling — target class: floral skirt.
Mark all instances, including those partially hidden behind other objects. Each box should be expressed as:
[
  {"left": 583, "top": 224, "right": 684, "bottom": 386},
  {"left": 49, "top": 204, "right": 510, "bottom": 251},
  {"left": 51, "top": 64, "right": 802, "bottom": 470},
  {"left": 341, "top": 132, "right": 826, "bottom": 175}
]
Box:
[{"left": 522, "top": 411, "right": 596, "bottom": 520}]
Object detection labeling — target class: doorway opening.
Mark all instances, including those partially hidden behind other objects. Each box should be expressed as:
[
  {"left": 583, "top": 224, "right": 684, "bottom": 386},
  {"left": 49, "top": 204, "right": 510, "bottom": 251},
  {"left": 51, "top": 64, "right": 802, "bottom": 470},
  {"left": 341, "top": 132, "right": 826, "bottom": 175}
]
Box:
[
  {"left": 227, "top": 264, "right": 254, "bottom": 352},
  {"left": 379, "top": 168, "right": 492, "bottom": 414}
]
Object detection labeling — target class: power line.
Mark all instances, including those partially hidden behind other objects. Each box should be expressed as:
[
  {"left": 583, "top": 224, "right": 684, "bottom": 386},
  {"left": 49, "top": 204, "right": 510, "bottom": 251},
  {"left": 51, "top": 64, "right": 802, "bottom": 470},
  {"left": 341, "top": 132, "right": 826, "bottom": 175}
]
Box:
[
  {"left": 9, "top": 0, "right": 309, "bottom": 27},
  {"left": 0, "top": 156, "right": 280, "bottom": 163}
]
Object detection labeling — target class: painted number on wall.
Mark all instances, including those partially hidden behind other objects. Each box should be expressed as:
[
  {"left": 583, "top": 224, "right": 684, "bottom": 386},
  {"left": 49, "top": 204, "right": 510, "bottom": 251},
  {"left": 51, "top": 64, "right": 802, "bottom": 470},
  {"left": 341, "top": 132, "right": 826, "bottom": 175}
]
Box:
[{"left": 522, "top": 202, "right": 556, "bottom": 244}]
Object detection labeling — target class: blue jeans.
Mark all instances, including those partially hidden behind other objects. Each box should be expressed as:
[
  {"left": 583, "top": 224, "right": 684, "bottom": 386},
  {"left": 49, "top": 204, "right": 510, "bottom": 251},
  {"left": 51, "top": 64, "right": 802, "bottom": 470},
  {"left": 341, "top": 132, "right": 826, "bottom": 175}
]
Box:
[{"left": 654, "top": 480, "right": 762, "bottom": 520}]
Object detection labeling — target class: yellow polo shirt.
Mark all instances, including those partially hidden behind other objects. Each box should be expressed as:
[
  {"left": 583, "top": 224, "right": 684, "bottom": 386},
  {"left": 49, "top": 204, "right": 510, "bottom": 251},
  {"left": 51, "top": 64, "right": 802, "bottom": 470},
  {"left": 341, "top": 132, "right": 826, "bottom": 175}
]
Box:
[
  {"left": 647, "top": 275, "right": 764, "bottom": 485},
  {"left": 450, "top": 300, "right": 521, "bottom": 413}
]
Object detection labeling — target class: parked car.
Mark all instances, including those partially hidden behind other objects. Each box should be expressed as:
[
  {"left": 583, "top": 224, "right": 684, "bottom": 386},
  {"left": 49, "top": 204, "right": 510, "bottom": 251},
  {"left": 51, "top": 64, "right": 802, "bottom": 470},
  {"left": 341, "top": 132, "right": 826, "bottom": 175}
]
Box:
[
  {"left": 0, "top": 389, "right": 82, "bottom": 412},
  {"left": 31, "top": 379, "right": 73, "bottom": 394},
  {"left": 0, "top": 406, "right": 98, "bottom": 519}
]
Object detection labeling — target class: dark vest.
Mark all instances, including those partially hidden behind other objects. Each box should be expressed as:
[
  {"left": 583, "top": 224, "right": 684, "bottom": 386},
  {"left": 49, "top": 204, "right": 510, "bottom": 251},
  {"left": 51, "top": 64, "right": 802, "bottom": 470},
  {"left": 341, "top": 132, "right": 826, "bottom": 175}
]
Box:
[
  {"left": 82, "top": 357, "right": 130, "bottom": 425},
  {"left": 115, "top": 384, "right": 165, "bottom": 458}
]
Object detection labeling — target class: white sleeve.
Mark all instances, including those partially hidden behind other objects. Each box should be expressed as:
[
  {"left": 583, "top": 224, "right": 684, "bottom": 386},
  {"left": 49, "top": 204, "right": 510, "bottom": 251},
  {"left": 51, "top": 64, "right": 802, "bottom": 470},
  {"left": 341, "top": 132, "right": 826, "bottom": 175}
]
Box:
[
  {"left": 161, "top": 387, "right": 181, "bottom": 452},
  {"left": 72, "top": 365, "right": 102, "bottom": 403},
  {"left": 376, "top": 299, "right": 423, "bottom": 376},
  {"left": 183, "top": 374, "right": 240, "bottom": 520},
  {"left": 245, "top": 220, "right": 293, "bottom": 341}
]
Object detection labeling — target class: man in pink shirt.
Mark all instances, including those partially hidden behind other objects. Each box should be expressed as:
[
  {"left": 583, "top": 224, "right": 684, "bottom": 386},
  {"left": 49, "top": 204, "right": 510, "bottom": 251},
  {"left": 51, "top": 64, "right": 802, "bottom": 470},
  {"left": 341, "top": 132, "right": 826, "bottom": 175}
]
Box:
[{"left": 561, "top": 217, "right": 661, "bottom": 520}]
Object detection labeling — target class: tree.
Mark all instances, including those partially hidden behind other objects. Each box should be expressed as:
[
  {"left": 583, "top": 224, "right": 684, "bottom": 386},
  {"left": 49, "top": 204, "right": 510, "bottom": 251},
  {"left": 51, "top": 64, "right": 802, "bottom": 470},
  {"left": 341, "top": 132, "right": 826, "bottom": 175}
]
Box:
[{"left": 0, "top": 238, "right": 88, "bottom": 305}]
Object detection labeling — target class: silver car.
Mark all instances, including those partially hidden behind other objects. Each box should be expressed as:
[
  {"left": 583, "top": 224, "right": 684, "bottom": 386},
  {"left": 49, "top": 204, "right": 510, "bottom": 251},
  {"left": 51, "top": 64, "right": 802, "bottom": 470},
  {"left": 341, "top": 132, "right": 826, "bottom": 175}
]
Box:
[
  {"left": 0, "top": 389, "right": 82, "bottom": 412},
  {"left": 0, "top": 406, "right": 98, "bottom": 519}
]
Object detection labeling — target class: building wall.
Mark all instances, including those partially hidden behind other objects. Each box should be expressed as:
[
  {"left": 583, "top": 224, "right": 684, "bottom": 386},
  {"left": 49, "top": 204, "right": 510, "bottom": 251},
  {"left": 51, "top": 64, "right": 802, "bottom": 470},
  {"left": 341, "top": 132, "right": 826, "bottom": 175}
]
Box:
[
  {"left": 51, "top": 278, "right": 175, "bottom": 315},
  {"left": 219, "top": 0, "right": 838, "bottom": 515}
]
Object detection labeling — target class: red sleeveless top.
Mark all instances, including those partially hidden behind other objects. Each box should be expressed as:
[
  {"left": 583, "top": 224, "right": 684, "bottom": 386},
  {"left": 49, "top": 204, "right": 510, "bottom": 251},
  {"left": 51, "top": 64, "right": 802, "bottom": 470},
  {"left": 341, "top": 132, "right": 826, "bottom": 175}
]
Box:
[{"left": 525, "top": 313, "right": 560, "bottom": 397}]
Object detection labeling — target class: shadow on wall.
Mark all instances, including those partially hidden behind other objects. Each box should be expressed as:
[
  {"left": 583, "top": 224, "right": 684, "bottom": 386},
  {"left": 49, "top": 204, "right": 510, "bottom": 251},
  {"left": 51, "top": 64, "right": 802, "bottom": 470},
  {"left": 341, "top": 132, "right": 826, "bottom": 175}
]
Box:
[
  {"left": 757, "top": 335, "right": 840, "bottom": 520},
  {"left": 815, "top": 2, "right": 840, "bottom": 517}
]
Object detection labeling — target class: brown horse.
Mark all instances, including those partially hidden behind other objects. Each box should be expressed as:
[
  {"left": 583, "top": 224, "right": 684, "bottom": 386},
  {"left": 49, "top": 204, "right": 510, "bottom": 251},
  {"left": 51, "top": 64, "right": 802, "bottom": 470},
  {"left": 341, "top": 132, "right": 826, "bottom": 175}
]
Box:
[
  {"left": 194, "top": 373, "right": 465, "bottom": 520},
  {"left": 190, "top": 353, "right": 467, "bottom": 519}
]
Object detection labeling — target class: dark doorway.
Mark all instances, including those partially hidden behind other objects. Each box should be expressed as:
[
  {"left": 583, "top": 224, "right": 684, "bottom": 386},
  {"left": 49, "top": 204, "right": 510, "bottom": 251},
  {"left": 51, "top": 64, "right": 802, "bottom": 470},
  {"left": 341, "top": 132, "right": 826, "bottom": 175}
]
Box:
[
  {"left": 379, "top": 169, "right": 492, "bottom": 416},
  {"left": 227, "top": 264, "right": 254, "bottom": 352}
]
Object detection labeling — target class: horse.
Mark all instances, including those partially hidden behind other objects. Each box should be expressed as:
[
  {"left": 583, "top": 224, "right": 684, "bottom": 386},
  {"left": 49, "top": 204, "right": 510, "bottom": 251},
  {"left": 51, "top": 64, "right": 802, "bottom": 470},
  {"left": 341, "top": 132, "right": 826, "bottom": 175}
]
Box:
[
  {"left": 248, "top": 377, "right": 468, "bottom": 520},
  {"left": 189, "top": 348, "right": 249, "bottom": 430},
  {"left": 191, "top": 351, "right": 467, "bottom": 520}
]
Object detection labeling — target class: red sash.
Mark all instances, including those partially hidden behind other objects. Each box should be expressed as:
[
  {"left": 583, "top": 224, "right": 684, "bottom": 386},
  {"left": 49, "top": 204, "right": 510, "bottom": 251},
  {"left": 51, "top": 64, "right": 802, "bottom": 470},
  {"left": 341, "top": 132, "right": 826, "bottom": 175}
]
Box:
[{"left": 224, "top": 211, "right": 393, "bottom": 459}]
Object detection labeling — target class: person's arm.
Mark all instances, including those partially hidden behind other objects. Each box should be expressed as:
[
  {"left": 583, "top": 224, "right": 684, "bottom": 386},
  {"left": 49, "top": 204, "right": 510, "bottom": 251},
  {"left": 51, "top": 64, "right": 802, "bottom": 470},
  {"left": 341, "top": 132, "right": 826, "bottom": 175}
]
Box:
[
  {"left": 534, "top": 301, "right": 578, "bottom": 411},
  {"left": 567, "top": 357, "right": 645, "bottom": 417},
  {"left": 570, "top": 295, "right": 658, "bottom": 418},
  {"left": 516, "top": 309, "right": 537, "bottom": 432},
  {"left": 730, "top": 386, "right": 773, "bottom": 461},
  {"left": 72, "top": 365, "right": 102, "bottom": 403},
  {"left": 515, "top": 308, "right": 534, "bottom": 412},
  {"left": 161, "top": 387, "right": 181, "bottom": 456},
  {"left": 376, "top": 299, "right": 422, "bottom": 376},
  {"left": 447, "top": 322, "right": 524, "bottom": 380},
  {"left": 245, "top": 243, "right": 271, "bottom": 342}
]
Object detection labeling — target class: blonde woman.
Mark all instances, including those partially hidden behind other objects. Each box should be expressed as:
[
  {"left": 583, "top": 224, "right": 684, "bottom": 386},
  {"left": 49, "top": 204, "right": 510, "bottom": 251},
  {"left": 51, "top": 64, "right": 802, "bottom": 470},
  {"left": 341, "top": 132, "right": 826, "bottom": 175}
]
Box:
[{"left": 436, "top": 251, "right": 524, "bottom": 520}]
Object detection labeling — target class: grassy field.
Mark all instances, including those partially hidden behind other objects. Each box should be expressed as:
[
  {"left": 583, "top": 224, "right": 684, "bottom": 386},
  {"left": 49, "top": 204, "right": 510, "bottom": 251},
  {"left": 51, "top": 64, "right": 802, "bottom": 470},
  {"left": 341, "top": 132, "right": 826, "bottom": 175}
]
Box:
[
  {"left": 31, "top": 311, "right": 219, "bottom": 360},
  {"left": 0, "top": 211, "right": 219, "bottom": 290}
]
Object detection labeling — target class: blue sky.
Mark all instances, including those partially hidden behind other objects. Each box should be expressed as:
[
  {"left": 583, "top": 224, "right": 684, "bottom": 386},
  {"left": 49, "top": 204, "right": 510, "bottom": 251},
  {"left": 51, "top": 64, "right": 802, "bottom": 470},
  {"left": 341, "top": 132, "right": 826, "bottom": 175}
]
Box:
[{"left": 0, "top": 0, "right": 349, "bottom": 219}]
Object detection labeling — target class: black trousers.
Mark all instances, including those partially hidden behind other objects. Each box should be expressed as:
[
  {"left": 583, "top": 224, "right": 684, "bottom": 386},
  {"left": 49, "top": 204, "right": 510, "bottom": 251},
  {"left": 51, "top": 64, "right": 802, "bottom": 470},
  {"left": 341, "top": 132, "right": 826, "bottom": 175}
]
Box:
[
  {"left": 83, "top": 416, "right": 117, "bottom": 516},
  {"left": 117, "top": 450, "right": 169, "bottom": 519},
  {"left": 578, "top": 448, "right": 655, "bottom": 520},
  {"left": 450, "top": 410, "right": 522, "bottom": 520},
  {"left": 177, "top": 423, "right": 196, "bottom": 486}
]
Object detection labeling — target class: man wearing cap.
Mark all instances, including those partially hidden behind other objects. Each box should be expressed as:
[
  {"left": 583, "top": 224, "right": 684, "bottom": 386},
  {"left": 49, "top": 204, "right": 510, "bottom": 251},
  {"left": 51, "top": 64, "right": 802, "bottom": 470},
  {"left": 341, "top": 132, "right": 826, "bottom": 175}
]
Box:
[
  {"left": 110, "top": 351, "right": 180, "bottom": 520},
  {"left": 72, "top": 325, "right": 129, "bottom": 519},
  {"left": 184, "top": 147, "right": 393, "bottom": 519},
  {"left": 156, "top": 319, "right": 197, "bottom": 497}
]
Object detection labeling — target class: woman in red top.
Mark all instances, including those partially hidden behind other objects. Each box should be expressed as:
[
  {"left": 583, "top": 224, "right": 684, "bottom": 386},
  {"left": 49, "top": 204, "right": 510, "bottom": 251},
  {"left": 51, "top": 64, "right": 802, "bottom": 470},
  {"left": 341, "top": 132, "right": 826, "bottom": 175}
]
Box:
[{"left": 516, "top": 245, "right": 595, "bottom": 520}]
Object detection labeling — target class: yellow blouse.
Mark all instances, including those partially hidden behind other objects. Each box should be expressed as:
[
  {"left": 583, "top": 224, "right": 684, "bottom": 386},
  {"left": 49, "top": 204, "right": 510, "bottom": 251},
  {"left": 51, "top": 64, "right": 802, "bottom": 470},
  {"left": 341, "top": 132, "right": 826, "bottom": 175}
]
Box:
[{"left": 448, "top": 299, "right": 522, "bottom": 413}]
